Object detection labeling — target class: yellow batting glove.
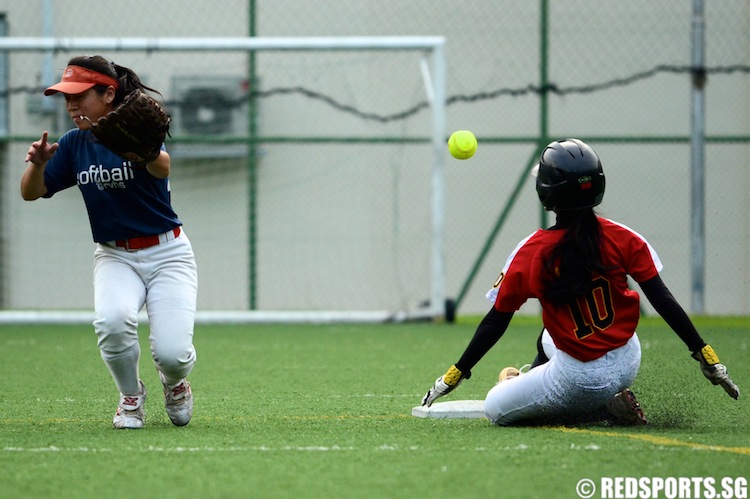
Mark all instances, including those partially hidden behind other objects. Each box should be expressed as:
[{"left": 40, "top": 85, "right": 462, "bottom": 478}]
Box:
[
  {"left": 421, "top": 365, "right": 469, "bottom": 407},
  {"left": 692, "top": 345, "right": 740, "bottom": 400}
]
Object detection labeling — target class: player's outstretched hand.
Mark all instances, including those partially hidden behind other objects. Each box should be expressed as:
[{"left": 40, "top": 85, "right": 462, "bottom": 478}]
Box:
[
  {"left": 25, "top": 131, "right": 59, "bottom": 166},
  {"left": 692, "top": 345, "right": 740, "bottom": 399},
  {"left": 421, "top": 364, "right": 469, "bottom": 407}
]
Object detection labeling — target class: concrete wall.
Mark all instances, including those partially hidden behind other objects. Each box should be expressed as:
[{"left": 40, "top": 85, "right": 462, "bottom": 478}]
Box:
[{"left": 1, "top": 0, "right": 748, "bottom": 316}]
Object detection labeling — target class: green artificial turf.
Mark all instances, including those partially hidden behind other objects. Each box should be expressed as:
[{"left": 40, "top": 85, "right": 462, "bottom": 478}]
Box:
[{"left": 0, "top": 316, "right": 747, "bottom": 498}]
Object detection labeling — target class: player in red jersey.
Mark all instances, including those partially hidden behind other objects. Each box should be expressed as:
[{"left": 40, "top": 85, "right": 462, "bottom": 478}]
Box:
[{"left": 421, "top": 138, "right": 739, "bottom": 425}]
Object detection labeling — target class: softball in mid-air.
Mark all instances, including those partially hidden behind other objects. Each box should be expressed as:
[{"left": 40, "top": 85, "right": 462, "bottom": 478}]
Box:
[{"left": 448, "top": 130, "right": 477, "bottom": 160}]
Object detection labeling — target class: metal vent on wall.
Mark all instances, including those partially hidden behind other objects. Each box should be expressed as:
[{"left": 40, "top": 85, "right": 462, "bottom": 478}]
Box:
[{"left": 170, "top": 76, "right": 249, "bottom": 158}]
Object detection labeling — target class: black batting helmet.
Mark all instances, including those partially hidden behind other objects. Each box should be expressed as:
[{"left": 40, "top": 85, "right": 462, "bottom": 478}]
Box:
[{"left": 533, "top": 138, "right": 606, "bottom": 211}]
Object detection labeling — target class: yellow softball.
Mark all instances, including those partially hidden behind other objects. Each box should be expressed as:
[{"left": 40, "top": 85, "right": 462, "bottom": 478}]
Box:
[{"left": 448, "top": 130, "right": 477, "bottom": 160}]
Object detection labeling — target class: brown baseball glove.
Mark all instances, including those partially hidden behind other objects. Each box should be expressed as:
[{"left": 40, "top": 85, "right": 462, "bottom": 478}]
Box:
[{"left": 86, "top": 90, "right": 171, "bottom": 164}]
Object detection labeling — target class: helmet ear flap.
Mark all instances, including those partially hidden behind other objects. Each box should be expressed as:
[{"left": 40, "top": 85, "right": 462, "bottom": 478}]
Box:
[
  {"left": 535, "top": 175, "right": 546, "bottom": 209},
  {"left": 533, "top": 159, "right": 567, "bottom": 211},
  {"left": 535, "top": 171, "right": 557, "bottom": 211}
]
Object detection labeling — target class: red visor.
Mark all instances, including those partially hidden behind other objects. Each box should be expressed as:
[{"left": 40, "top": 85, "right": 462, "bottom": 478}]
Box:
[{"left": 44, "top": 65, "right": 119, "bottom": 96}]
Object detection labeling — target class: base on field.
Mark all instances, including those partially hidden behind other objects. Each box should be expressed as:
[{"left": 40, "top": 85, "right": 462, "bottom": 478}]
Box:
[{"left": 411, "top": 400, "right": 486, "bottom": 419}]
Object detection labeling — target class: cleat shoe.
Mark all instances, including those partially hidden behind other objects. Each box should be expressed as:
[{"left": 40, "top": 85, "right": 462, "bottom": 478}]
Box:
[
  {"left": 499, "top": 366, "right": 521, "bottom": 382},
  {"left": 498, "top": 364, "right": 531, "bottom": 383},
  {"left": 606, "top": 388, "right": 647, "bottom": 426},
  {"left": 160, "top": 373, "right": 193, "bottom": 427},
  {"left": 113, "top": 380, "right": 146, "bottom": 429}
]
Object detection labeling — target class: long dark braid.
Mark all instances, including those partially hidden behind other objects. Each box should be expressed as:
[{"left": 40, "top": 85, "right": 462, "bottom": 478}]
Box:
[{"left": 542, "top": 209, "right": 611, "bottom": 306}]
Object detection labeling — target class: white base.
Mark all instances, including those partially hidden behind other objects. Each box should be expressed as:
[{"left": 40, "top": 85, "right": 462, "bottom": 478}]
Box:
[{"left": 411, "top": 400, "right": 486, "bottom": 419}]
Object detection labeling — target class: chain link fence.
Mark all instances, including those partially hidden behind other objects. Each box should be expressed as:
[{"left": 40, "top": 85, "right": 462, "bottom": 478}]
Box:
[{"left": 0, "top": 0, "right": 748, "bottom": 318}]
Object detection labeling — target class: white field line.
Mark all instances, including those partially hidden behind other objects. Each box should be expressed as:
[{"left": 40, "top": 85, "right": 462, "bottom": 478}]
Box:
[{"left": 3, "top": 445, "right": 356, "bottom": 453}]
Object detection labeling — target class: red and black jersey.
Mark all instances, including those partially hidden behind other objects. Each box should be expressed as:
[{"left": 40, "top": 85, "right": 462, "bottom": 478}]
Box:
[{"left": 486, "top": 218, "right": 662, "bottom": 361}]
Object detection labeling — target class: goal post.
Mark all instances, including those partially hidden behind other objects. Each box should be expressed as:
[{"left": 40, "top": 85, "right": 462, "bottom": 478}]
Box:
[{"left": 0, "top": 36, "right": 447, "bottom": 324}]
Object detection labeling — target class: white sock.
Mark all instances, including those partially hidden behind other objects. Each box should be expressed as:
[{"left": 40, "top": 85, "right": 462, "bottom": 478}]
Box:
[
  {"left": 159, "top": 370, "right": 184, "bottom": 388},
  {"left": 101, "top": 343, "right": 141, "bottom": 395}
]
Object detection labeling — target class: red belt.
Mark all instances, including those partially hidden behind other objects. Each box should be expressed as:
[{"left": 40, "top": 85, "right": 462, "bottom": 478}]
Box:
[{"left": 115, "top": 227, "right": 181, "bottom": 251}]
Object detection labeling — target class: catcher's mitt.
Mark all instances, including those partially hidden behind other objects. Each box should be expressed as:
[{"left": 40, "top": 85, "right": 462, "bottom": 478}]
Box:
[{"left": 87, "top": 90, "right": 171, "bottom": 164}]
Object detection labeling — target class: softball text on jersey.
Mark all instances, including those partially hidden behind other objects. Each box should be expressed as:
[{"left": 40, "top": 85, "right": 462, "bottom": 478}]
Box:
[{"left": 76, "top": 162, "right": 136, "bottom": 190}]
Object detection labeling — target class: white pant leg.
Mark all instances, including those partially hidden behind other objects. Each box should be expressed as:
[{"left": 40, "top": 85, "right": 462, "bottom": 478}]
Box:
[
  {"left": 141, "top": 232, "right": 198, "bottom": 383},
  {"left": 93, "top": 245, "right": 147, "bottom": 395},
  {"left": 484, "top": 332, "right": 641, "bottom": 426},
  {"left": 483, "top": 359, "right": 564, "bottom": 425},
  {"left": 540, "top": 328, "right": 558, "bottom": 360}
]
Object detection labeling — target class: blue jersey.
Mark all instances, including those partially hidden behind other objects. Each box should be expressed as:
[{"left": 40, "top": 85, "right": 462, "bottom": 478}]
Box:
[{"left": 42, "top": 129, "right": 181, "bottom": 243}]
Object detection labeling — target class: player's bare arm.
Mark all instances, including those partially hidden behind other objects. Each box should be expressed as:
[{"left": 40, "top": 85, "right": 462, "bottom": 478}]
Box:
[
  {"left": 146, "top": 150, "right": 171, "bottom": 179},
  {"left": 21, "top": 131, "right": 56, "bottom": 200}
]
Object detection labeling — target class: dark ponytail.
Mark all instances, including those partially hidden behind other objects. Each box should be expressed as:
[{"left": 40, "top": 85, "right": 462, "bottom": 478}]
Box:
[
  {"left": 542, "top": 209, "right": 611, "bottom": 306},
  {"left": 67, "top": 55, "right": 162, "bottom": 104}
]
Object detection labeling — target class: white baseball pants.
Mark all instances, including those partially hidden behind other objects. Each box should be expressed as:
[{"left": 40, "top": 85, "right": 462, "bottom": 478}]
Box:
[
  {"left": 92, "top": 230, "right": 198, "bottom": 396},
  {"left": 484, "top": 330, "right": 641, "bottom": 425}
]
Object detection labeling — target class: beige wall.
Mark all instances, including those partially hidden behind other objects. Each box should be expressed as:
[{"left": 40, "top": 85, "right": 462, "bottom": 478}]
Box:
[{"left": 1, "top": 1, "right": 749, "bottom": 316}]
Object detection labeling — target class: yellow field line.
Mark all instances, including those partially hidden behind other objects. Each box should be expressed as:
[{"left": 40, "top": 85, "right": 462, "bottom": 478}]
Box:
[{"left": 552, "top": 426, "right": 750, "bottom": 455}]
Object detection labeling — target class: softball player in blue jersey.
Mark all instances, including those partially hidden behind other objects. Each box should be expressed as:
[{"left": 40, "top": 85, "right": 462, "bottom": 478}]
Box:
[{"left": 21, "top": 55, "right": 197, "bottom": 429}]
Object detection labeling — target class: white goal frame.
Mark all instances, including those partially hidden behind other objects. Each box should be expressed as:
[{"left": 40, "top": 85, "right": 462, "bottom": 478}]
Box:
[{"left": 0, "top": 36, "right": 447, "bottom": 324}]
